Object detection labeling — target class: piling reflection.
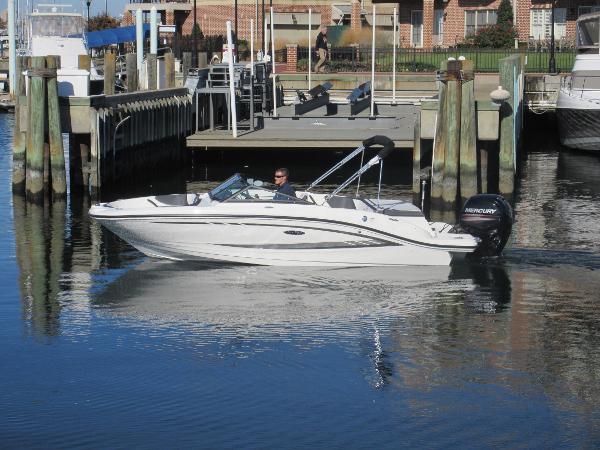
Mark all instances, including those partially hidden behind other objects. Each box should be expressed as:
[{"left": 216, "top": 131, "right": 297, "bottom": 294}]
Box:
[{"left": 12, "top": 195, "right": 65, "bottom": 337}]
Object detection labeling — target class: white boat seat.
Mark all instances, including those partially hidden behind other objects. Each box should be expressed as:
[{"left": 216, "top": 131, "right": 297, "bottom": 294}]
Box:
[{"left": 327, "top": 196, "right": 356, "bottom": 209}]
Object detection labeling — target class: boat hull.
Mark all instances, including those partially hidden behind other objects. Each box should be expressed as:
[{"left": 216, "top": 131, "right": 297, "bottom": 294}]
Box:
[
  {"left": 556, "top": 104, "right": 600, "bottom": 151},
  {"left": 92, "top": 208, "right": 476, "bottom": 267}
]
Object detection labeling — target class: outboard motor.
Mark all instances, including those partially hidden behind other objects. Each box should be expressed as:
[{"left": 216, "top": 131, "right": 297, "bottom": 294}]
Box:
[{"left": 459, "top": 194, "right": 513, "bottom": 256}]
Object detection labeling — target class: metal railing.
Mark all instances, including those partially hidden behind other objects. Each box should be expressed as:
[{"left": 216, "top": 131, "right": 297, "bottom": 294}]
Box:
[{"left": 293, "top": 47, "right": 576, "bottom": 73}]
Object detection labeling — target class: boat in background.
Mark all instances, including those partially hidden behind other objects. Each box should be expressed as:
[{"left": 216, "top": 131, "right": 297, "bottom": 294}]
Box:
[
  {"left": 90, "top": 136, "right": 513, "bottom": 267},
  {"left": 557, "top": 12, "right": 600, "bottom": 151},
  {"left": 21, "top": 3, "right": 101, "bottom": 95}
]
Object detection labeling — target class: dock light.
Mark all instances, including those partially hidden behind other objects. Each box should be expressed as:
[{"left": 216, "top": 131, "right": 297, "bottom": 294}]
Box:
[{"left": 490, "top": 85, "right": 510, "bottom": 105}]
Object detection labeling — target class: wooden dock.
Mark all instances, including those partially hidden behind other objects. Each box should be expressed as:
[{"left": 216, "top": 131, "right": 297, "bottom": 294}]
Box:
[{"left": 187, "top": 103, "right": 418, "bottom": 150}]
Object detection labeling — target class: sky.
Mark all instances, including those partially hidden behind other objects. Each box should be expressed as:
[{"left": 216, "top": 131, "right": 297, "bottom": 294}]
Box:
[{"left": 0, "top": 0, "right": 130, "bottom": 19}]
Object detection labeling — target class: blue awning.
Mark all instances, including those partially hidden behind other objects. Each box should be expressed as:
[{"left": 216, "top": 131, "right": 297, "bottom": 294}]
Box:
[{"left": 86, "top": 24, "right": 150, "bottom": 48}]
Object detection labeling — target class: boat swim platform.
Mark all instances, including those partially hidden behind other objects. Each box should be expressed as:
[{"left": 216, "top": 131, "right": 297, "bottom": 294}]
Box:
[{"left": 187, "top": 104, "right": 418, "bottom": 150}]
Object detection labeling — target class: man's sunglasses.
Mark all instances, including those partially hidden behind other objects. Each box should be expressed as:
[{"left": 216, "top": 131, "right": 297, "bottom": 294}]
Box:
[{"left": 274, "top": 175, "right": 284, "bottom": 178}]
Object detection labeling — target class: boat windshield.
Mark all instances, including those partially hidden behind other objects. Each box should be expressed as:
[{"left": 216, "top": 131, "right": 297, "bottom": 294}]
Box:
[
  {"left": 30, "top": 14, "right": 85, "bottom": 38},
  {"left": 577, "top": 16, "right": 600, "bottom": 50},
  {"left": 208, "top": 173, "right": 250, "bottom": 201},
  {"left": 225, "top": 186, "right": 310, "bottom": 204}
]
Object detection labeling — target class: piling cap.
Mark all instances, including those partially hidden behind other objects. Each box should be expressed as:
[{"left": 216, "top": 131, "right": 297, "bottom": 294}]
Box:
[{"left": 490, "top": 85, "right": 510, "bottom": 104}]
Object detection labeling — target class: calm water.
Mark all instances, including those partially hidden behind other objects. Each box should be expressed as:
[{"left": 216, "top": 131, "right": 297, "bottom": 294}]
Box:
[{"left": 1, "top": 113, "right": 600, "bottom": 448}]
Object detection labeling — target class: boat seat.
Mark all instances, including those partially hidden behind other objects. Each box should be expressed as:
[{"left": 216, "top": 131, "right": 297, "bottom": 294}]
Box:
[{"left": 327, "top": 196, "right": 356, "bottom": 209}]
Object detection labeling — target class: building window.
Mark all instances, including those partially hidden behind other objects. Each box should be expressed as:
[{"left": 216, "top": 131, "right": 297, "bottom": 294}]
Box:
[
  {"left": 465, "top": 10, "right": 497, "bottom": 36},
  {"left": 530, "top": 8, "right": 566, "bottom": 40},
  {"left": 579, "top": 6, "right": 600, "bottom": 16},
  {"left": 411, "top": 10, "right": 423, "bottom": 47},
  {"left": 434, "top": 9, "right": 444, "bottom": 45}
]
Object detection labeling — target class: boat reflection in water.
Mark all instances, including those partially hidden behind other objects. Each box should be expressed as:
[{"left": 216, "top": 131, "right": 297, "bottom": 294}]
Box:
[{"left": 92, "top": 260, "right": 511, "bottom": 342}]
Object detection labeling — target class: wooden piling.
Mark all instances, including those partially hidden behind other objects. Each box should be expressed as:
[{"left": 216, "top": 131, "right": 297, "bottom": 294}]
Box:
[
  {"left": 412, "top": 112, "right": 422, "bottom": 206},
  {"left": 25, "top": 56, "right": 47, "bottom": 202},
  {"left": 126, "top": 53, "right": 138, "bottom": 92},
  {"left": 12, "top": 56, "right": 27, "bottom": 193},
  {"left": 104, "top": 51, "right": 116, "bottom": 95},
  {"left": 147, "top": 53, "right": 157, "bottom": 90},
  {"left": 78, "top": 54, "right": 91, "bottom": 71},
  {"left": 89, "top": 109, "right": 100, "bottom": 199},
  {"left": 165, "top": 52, "right": 175, "bottom": 88},
  {"left": 441, "top": 64, "right": 461, "bottom": 209},
  {"left": 499, "top": 55, "right": 519, "bottom": 199},
  {"left": 459, "top": 60, "right": 477, "bottom": 203},
  {"left": 431, "top": 63, "right": 448, "bottom": 207},
  {"left": 46, "top": 56, "right": 66, "bottom": 198},
  {"left": 182, "top": 52, "right": 191, "bottom": 82}
]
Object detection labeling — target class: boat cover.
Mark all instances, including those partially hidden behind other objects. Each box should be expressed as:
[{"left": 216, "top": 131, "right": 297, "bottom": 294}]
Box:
[{"left": 85, "top": 25, "right": 150, "bottom": 48}]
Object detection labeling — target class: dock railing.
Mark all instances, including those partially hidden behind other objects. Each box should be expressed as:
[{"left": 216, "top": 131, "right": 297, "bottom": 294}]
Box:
[{"left": 294, "top": 47, "right": 575, "bottom": 73}]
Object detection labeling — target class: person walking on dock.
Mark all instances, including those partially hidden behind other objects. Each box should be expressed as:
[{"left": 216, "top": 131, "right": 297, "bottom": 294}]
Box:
[{"left": 315, "top": 26, "right": 329, "bottom": 73}]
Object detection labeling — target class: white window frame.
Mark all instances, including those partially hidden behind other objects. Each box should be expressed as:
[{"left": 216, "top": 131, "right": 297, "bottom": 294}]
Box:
[
  {"left": 464, "top": 9, "right": 497, "bottom": 37},
  {"left": 411, "top": 10, "right": 423, "bottom": 48},
  {"left": 530, "top": 8, "right": 567, "bottom": 40}
]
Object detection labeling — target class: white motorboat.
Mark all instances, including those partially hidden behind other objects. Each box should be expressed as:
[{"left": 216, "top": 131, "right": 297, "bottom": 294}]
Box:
[
  {"left": 556, "top": 12, "right": 600, "bottom": 151},
  {"left": 89, "top": 136, "right": 513, "bottom": 267}
]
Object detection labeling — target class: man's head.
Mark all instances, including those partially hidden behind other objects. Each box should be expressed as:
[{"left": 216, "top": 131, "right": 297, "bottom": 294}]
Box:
[
  {"left": 274, "top": 168, "right": 289, "bottom": 187},
  {"left": 321, "top": 26, "right": 328, "bottom": 34}
]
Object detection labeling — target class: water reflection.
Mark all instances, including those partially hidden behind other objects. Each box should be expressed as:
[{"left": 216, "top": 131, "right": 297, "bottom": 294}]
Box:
[
  {"left": 12, "top": 195, "right": 65, "bottom": 337},
  {"left": 90, "top": 260, "right": 511, "bottom": 351}
]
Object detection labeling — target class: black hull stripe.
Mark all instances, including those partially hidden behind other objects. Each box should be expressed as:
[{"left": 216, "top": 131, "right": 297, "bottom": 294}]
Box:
[{"left": 92, "top": 213, "right": 476, "bottom": 251}]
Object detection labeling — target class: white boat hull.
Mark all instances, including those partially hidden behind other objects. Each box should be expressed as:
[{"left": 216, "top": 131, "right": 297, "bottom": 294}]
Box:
[{"left": 91, "top": 195, "right": 478, "bottom": 267}]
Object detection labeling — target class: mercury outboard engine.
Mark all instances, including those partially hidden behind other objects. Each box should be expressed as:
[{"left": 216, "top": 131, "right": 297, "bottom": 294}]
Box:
[{"left": 459, "top": 194, "right": 513, "bottom": 256}]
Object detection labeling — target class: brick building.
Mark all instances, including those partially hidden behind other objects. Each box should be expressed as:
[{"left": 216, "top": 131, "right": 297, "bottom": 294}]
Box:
[{"left": 123, "top": 0, "right": 597, "bottom": 48}]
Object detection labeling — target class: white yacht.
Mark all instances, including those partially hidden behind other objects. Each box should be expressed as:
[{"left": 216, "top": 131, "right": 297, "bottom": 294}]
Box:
[
  {"left": 557, "top": 12, "right": 600, "bottom": 151},
  {"left": 22, "top": 4, "right": 101, "bottom": 95},
  {"left": 89, "top": 137, "right": 513, "bottom": 267}
]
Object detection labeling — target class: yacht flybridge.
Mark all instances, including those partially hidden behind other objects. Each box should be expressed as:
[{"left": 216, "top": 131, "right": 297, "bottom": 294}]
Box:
[{"left": 89, "top": 136, "right": 513, "bottom": 267}]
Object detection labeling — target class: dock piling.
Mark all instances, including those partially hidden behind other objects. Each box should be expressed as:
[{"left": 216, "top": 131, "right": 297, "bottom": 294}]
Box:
[
  {"left": 126, "top": 53, "right": 138, "bottom": 92},
  {"left": 12, "top": 56, "right": 27, "bottom": 193},
  {"left": 46, "top": 55, "right": 66, "bottom": 198},
  {"left": 25, "top": 56, "right": 47, "bottom": 202},
  {"left": 459, "top": 60, "right": 477, "bottom": 203},
  {"left": 441, "top": 60, "right": 462, "bottom": 210},
  {"left": 104, "top": 51, "right": 116, "bottom": 95},
  {"left": 164, "top": 52, "right": 175, "bottom": 88},
  {"left": 147, "top": 53, "right": 157, "bottom": 90}
]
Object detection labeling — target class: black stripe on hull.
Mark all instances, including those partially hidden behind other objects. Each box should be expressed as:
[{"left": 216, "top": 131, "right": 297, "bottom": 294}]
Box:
[
  {"left": 557, "top": 108, "right": 600, "bottom": 151},
  {"left": 93, "top": 213, "right": 477, "bottom": 252}
]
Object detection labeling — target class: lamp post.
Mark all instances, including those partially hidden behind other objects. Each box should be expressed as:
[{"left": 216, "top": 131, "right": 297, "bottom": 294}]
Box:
[
  {"left": 235, "top": 0, "right": 238, "bottom": 50},
  {"left": 86, "top": 0, "right": 91, "bottom": 31},
  {"left": 261, "top": 0, "right": 265, "bottom": 53},
  {"left": 549, "top": 0, "right": 556, "bottom": 73},
  {"left": 192, "top": 0, "right": 198, "bottom": 67}
]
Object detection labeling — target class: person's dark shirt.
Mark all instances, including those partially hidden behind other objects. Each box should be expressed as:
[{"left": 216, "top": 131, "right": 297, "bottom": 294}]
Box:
[
  {"left": 315, "top": 32, "right": 328, "bottom": 51},
  {"left": 274, "top": 181, "right": 296, "bottom": 200}
]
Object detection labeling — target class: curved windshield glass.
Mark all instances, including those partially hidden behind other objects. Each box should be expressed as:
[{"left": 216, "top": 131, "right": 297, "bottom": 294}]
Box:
[
  {"left": 208, "top": 174, "right": 249, "bottom": 201},
  {"left": 226, "top": 186, "right": 310, "bottom": 204}
]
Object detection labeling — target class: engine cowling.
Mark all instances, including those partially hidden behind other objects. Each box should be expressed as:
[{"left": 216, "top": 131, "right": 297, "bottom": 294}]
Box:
[{"left": 459, "top": 194, "right": 513, "bottom": 256}]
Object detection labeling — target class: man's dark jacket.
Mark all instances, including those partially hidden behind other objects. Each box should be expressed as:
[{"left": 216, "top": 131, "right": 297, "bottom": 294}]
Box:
[
  {"left": 315, "top": 32, "right": 328, "bottom": 51},
  {"left": 274, "top": 181, "right": 296, "bottom": 200}
]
